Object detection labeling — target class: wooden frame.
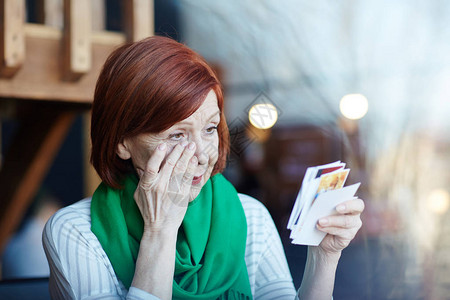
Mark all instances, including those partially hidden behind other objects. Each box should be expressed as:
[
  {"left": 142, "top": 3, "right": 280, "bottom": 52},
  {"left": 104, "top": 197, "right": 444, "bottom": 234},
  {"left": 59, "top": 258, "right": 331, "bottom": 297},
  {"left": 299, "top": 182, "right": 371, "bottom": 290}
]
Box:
[
  {"left": 0, "top": 24, "right": 125, "bottom": 103},
  {"left": 0, "top": 0, "right": 25, "bottom": 78},
  {"left": 62, "top": 0, "right": 92, "bottom": 81},
  {"left": 0, "top": 0, "right": 154, "bottom": 254}
]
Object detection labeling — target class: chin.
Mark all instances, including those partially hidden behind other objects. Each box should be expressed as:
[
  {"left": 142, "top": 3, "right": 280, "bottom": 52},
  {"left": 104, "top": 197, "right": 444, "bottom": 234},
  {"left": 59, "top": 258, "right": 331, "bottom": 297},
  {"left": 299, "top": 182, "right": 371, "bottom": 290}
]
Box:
[{"left": 189, "top": 188, "right": 201, "bottom": 202}]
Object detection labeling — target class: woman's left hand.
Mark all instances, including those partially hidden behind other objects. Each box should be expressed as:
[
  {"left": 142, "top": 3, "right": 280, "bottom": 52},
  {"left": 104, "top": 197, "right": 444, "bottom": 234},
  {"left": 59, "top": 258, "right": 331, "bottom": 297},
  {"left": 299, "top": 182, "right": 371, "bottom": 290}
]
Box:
[{"left": 316, "top": 198, "right": 365, "bottom": 255}]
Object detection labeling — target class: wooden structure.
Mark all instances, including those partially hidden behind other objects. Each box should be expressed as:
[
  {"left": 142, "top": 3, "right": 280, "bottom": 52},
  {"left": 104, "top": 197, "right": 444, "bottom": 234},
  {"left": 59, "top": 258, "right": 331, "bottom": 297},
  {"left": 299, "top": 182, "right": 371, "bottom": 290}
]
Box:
[{"left": 0, "top": 0, "right": 154, "bottom": 254}]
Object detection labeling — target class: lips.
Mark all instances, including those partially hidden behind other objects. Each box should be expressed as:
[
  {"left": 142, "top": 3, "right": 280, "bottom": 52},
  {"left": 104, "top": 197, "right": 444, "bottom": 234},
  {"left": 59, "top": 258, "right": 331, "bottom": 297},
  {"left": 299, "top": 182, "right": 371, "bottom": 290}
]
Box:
[{"left": 192, "top": 175, "right": 203, "bottom": 185}]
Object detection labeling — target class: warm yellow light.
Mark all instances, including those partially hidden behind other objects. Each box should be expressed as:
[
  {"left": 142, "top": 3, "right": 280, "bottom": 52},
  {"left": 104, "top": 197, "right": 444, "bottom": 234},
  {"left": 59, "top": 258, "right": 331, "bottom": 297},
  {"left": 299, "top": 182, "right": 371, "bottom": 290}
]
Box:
[
  {"left": 248, "top": 103, "right": 278, "bottom": 129},
  {"left": 339, "top": 93, "right": 369, "bottom": 120},
  {"left": 427, "top": 189, "right": 450, "bottom": 214}
]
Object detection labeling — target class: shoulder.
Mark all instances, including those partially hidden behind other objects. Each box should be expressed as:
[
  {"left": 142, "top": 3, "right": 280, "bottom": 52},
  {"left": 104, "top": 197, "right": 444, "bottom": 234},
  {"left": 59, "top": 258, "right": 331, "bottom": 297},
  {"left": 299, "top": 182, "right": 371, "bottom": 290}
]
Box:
[
  {"left": 238, "top": 193, "right": 294, "bottom": 296},
  {"left": 44, "top": 199, "right": 92, "bottom": 232},
  {"left": 238, "top": 193, "right": 274, "bottom": 226},
  {"left": 42, "top": 198, "right": 94, "bottom": 253},
  {"left": 42, "top": 199, "right": 128, "bottom": 299},
  {"left": 238, "top": 193, "right": 278, "bottom": 249}
]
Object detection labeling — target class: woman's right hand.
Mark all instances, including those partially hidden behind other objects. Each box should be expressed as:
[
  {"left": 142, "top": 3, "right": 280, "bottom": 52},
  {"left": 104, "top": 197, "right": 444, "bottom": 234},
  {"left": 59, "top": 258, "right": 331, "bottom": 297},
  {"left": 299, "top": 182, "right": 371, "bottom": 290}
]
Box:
[{"left": 134, "top": 141, "right": 197, "bottom": 234}]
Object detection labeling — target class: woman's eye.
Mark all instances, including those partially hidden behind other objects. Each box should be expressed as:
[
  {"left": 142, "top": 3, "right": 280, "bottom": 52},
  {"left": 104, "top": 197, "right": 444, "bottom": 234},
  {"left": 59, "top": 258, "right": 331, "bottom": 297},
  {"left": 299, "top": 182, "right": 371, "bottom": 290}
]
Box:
[
  {"left": 205, "top": 126, "right": 218, "bottom": 134},
  {"left": 168, "top": 132, "right": 184, "bottom": 140}
]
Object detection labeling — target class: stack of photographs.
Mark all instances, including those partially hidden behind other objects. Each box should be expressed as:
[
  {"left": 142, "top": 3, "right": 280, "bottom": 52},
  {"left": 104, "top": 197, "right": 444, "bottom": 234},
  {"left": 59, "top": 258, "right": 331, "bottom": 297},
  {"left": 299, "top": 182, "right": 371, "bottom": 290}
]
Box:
[{"left": 287, "top": 161, "right": 360, "bottom": 246}]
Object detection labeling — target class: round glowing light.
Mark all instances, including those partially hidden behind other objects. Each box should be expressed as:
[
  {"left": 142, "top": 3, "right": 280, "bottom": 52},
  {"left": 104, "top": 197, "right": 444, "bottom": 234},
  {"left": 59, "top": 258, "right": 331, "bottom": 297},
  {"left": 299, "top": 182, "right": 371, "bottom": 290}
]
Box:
[
  {"left": 248, "top": 103, "right": 278, "bottom": 129},
  {"left": 427, "top": 189, "right": 450, "bottom": 214},
  {"left": 339, "top": 93, "right": 369, "bottom": 120}
]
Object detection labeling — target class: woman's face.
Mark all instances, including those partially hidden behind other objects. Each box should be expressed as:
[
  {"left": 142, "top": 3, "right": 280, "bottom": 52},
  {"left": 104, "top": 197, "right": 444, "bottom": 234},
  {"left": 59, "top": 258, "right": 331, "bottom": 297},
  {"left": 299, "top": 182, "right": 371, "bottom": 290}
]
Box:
[{"left": 117, "top": 90, "right": 220, "bottom": 201}]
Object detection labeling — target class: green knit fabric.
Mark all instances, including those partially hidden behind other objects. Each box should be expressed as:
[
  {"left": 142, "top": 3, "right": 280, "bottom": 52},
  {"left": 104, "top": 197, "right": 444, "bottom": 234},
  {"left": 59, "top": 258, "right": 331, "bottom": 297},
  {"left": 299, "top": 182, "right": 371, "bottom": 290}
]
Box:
[{"left": 91, "top": 173, "right": 252, "bottom": 299}]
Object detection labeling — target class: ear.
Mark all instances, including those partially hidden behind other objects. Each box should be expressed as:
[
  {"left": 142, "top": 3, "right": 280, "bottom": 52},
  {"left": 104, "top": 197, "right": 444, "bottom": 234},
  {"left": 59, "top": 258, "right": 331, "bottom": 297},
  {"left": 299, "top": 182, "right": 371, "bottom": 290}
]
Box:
[{"left": 116, "top": 139, "right": 132, "bottom": 160}]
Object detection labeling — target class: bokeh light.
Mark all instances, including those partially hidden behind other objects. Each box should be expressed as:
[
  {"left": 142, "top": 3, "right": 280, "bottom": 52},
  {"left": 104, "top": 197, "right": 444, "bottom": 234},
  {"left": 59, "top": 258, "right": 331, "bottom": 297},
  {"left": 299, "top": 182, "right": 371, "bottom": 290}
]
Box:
[
  {"left": 339, "top": 94, "right": 369, "bottom": 120},
  {"left": 248, "top": 103, "right": 278, "bottom": 129},
  {"left": 427, "top": 189, "right": 450, "bottom": 214}
]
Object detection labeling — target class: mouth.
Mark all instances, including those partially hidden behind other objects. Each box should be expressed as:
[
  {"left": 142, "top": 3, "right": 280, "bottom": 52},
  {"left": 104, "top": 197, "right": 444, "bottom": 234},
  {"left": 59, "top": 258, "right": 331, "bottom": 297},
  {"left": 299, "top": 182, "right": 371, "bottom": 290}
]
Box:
[{"left": 192, "top": 175, "right": 203, "bottom": 185}]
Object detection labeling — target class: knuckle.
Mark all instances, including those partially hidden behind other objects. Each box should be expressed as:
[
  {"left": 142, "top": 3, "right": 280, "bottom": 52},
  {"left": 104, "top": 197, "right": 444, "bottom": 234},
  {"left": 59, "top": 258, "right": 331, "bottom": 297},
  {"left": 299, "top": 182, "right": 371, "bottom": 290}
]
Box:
[
  {"left": 182, "top": 173, "right": 192, "bottom": 183},
  {"left": 139, "top": 179, "right": 153, "bottom": 190},
  {"left": 140, "top": 182, "right": 151, "bottom": 190},
  {"left": 174, "top": 159, "right": 186, "bottom": 173},
  {"left": 359, "top": 199, "right": 366, "bottom": 211},
  {"left": 166, "top": 158, "right": 176, "bottom": 167},
  {"left": 144, "top": 168, "right": 158, "bottom": 177},
  {"left": 356, "top": 218, "right": 363, "bottom": 229},
  {"left": 174, "top": 163, "right": 185, "bottom": 173},
  {"left": 330, "top": 228, "right": 341, "bottom": 236},
  {"left": 189, "top": 156, "right": 198, "bottom": 165},
  {"left": 344, "top": 216, "right": 353, "bottom": 227}
]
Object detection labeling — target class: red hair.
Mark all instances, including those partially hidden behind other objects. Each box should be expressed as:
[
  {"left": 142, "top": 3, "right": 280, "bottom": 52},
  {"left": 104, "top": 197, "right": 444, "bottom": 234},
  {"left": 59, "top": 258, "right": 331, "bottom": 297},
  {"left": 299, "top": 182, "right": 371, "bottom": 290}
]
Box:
[{"left": 91, "top": 36, "right": 229, "bottom": 188}]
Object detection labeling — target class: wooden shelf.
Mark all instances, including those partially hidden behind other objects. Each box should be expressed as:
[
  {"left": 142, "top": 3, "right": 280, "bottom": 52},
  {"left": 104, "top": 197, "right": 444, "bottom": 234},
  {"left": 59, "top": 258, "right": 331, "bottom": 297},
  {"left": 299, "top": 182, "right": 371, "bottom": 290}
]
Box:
[{"left": 0, "top": 24, "right": 126, "bottom": 103}]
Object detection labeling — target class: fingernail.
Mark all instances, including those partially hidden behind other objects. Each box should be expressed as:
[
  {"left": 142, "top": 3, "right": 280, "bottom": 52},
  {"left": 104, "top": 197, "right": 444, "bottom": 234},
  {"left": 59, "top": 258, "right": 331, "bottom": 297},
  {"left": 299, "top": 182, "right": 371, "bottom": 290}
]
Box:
[
  {"left": 319, "top": 218, "right": 328, "bottom": 226},
  {"left": 337, "top": 204, "right": 346, "bottom": 212},
  {"left": 181, "top": 141, "right": 188, "bottom": 147},
  {"left": 190, "top": 156, "right": 198, "bottom": 163},
  {"left": 158, "top": 143, "right": 166, "bottom": 150},
  {"left": 188, "top": 142, "right": 195, "bottom": 150}
]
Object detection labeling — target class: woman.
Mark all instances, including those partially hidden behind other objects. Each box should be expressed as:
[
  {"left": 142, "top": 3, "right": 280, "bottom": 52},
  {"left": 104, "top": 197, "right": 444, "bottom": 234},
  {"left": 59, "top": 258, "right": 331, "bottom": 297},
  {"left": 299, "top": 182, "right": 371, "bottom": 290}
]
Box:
[{"left": 43, "top": 36, "right": 364, "bottom": 300}]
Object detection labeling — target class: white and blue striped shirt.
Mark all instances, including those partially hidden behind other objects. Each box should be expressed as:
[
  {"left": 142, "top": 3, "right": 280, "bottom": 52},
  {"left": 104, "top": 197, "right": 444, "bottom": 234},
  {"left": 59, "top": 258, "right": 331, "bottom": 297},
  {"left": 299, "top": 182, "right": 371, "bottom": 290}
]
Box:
[{"left": 43, "top": 194, "right": 298, "bottom": 299}]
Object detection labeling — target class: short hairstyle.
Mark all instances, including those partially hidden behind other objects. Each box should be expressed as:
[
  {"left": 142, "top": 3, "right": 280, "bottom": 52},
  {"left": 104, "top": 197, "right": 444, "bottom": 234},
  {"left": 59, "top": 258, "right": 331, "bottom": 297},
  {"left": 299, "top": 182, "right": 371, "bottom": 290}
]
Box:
[{"left": 91, "top": 36, "right": 229, "bottom": 188}]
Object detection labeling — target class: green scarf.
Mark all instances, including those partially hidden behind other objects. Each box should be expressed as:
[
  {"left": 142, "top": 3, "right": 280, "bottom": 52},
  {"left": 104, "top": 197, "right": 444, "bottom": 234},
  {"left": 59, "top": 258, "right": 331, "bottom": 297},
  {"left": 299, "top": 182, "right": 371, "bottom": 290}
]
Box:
[{"left": 91, "top": 173, "right": 252, "bottom": 299}]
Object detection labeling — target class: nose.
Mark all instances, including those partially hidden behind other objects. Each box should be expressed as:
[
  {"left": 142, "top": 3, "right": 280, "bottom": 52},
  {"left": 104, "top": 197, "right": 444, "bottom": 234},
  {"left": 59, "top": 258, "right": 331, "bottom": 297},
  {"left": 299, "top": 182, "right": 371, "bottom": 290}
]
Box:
[{"left": 190, "top": 134, "right": 208, "bottom": 165}]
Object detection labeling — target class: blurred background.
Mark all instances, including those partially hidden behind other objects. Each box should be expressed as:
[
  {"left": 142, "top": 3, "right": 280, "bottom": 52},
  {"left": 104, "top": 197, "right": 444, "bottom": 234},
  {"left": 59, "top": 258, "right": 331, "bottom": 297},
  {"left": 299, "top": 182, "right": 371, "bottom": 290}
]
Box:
[{"left": 1, "top": 0, "right": 450, "bottom": 299}]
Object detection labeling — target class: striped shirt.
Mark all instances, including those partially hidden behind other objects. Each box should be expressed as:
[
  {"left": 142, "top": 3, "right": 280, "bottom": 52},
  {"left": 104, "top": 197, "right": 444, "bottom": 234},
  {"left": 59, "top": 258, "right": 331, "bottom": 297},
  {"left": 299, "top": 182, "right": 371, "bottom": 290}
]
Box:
[{"left": 43, "top": 194, "right": 298, "bottom": 299}]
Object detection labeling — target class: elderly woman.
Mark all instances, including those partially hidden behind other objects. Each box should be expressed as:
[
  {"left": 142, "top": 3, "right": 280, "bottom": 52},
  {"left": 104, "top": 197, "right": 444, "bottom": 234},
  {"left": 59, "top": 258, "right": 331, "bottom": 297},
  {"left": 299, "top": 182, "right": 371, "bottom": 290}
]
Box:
[{"left": 43, "top": 36, "right": 364, "bottom": 300}]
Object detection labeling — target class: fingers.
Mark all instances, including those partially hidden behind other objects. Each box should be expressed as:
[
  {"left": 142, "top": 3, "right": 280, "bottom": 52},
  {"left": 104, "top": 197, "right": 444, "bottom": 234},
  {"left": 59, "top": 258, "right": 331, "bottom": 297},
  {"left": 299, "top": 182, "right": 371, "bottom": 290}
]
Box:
[
  {"left": 183, "top": 155, "right": 197, "bottom": 186},
  {"left": 175, "top": 155, "right": 197, "bottom": 205},
  {"left": 159, "top": 141, "right": 196, "bottom": 184},
  {"left": 318, "top": 214, "right": 362, "bottom": 230},
  {"left": 157, "top": 142, "right": 187, "bottom": 185},
  {"left": 316, "top": 214, "right": 362, "bottom": 246},
  {"left": 317, "top": 225, "right": 358, "bottom": 240},
  {"left": 140, "top": 143, "right": 167, "bottom": 189},
  {"left": 335, "top": 198, "right": 365, "bottom": 215},
  {"left": 168, "top": 143, "right": 197, "bottom": 206},
  {"left": 174, "top": 142, "right": 197, "bottom": 177},
  {"left": 316, "top": 197, "right": 364, "bottom": 231}
]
